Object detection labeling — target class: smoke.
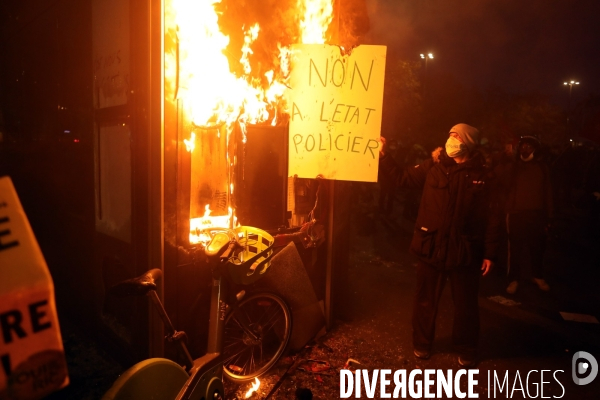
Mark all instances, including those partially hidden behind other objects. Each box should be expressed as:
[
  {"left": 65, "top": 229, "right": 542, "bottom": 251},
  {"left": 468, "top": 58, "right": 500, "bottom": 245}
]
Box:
[
  {"left": 212, "top": 0, "right": 600, "bottom": 97},
  {"left": 217, "top": 0, "right": 373, "bottom": 80},
  {"left": 365, "top": 0, "right": 600, "bottom": 96},
  {"left": 217, "top": 0, "right": 299, "bottom": 80}
]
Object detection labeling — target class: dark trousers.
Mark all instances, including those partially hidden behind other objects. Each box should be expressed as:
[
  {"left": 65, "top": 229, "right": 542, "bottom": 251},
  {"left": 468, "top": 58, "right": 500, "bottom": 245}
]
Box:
[
  {"left": 412, "top": 261, "right": 480, "bottom": 358},
  {"left": 507, "top": 210, "right": 546, "bottom": 280}
]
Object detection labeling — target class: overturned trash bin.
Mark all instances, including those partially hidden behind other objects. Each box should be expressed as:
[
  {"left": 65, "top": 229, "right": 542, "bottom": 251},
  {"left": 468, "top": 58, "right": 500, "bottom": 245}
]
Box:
[{"left": 258, "top": 242, "right": 326, "bottom": 352}]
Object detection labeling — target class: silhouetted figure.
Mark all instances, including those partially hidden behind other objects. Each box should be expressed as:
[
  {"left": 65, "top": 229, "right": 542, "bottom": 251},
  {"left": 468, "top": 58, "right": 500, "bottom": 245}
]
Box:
[{"left": 496, "top": 136, "right": 553, "bottom": 294}]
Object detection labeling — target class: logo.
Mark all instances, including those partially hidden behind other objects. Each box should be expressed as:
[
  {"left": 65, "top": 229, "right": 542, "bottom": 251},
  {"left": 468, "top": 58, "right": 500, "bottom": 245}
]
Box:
[{"left": 572, "top": 351, "right": 598, "bottom": 385}]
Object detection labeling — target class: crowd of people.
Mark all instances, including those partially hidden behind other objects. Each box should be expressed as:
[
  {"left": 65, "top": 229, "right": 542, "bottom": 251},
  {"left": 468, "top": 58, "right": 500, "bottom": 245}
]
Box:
[{"left": 373, "top": 123, "right": 600, "bottom": 367}]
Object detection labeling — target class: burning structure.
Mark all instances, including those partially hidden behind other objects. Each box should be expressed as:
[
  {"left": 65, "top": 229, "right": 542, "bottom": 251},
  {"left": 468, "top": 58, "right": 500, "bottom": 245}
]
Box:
[
  {"left": 163, "top": 0, "right": 349, "bottom": 244},
  {"left": 0, "top": 0, "right": 372, "bottom": 367},
  {"left": 156, "top": 0, "right": 375, "bottom": 362}
]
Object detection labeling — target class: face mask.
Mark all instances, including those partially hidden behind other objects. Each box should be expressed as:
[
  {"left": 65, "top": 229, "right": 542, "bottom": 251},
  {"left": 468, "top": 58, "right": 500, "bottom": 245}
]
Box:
[
  {"left": 520, "top": 152, "right": 534, "bottom": 162},
  {"left": 445, "top": 136, "right": 467, "bottom": 158}
]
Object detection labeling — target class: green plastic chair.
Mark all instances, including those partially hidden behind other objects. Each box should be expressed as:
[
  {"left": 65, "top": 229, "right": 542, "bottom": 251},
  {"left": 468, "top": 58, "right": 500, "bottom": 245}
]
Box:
[{"left": 102, "top": 358, "right": 188, "bottom": 400}]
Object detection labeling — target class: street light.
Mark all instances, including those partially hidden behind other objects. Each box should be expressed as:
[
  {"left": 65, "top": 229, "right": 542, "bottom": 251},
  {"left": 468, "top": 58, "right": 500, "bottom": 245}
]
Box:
[
  {"left": 420, "top": 53, "right": 434, "bottom": 82},
  {"left": 420, "top": 53, "right": 435, "bottom": 111},
  {"left": 563, "top": 80, "right": 580, "bottom": 125},
  {"left": 420, "top": 53, "right": 434, "bottom": 71}
]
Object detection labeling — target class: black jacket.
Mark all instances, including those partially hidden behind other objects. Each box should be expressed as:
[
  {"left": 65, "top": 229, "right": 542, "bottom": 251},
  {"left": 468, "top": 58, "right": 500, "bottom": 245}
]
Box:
[
  {"left": 380, "top": 147, "right": 501, "bottom": 270},
  {"left": 494, "top": 158, "right": 553, "bottom": 218}
]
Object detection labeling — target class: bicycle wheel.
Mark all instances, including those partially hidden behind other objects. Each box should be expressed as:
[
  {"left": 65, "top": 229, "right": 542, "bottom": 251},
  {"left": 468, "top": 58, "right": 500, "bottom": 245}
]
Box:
[{"left": 222, "top": 292, "right": 292, "bottom": 382}]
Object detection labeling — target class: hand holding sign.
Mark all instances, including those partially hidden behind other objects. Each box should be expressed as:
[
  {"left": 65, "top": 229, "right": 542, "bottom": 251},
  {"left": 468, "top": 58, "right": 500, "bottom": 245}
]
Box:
[{"left": 379, "top": 136, "right": 387, "bottom": 158}]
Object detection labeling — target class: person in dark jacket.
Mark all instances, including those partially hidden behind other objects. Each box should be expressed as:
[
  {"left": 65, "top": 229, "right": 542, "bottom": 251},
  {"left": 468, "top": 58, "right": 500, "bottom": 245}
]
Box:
[
  {"left": 496, "top": 136, "right": 553, "bottom": 294},
  {"left": 379, "top": 123, "right": 500, "bottom": 367}
]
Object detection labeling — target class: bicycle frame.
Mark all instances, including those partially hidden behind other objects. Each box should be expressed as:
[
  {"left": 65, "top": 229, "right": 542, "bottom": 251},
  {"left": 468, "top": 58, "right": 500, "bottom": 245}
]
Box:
[
  {"left": 172, "top": 226, "right": 314, "bottom": 398},
  {"left": 103, "top": 223, "right": 321, "bottom": 400},
  {"left": 105, "top": 265, "right": 229, "bottom": 400},
  {"left": 173, "top": 272, "right": 226, "bottom": 400}
]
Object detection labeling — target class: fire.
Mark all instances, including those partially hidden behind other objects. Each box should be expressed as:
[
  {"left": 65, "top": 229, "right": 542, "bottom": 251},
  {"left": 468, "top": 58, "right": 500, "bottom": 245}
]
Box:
[
  {"left": 169, "top": 0, "right": 334, "bottom": 140},
  {"left": 244, "top": 378, "right": 260, "bottom": 398},
  {"left": 240, "top": 23, "right": 260, "bottom": 75},
  {"left": 298, "top": 0, "right": 334, "bottom": 44},
  {"left": 183, "top": 132, "right": 195, "bottom": 152},
  {"left": 189, "top": 204, "right": 235, "bottom": 245},
  {"left": 166, "top": 0, "right": 334, "bottom": 241},
  {"left": 169, "top": 0, "right": 288, "bottom": 131}
]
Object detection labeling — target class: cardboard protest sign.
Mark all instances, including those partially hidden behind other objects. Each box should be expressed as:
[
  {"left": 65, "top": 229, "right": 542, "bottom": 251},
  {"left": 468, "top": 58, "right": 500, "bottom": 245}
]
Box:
[
  {"left": 0, "top": 176, "right": 69, "bottom": 399},
  {"left": 287, "top": 44, "right": 387, "bottom": 182}
]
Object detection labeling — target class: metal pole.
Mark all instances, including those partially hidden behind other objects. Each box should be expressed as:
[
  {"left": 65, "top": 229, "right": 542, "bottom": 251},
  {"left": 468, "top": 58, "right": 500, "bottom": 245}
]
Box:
[
  {"left": 325, "top": 180, "right": 335, "bottom": 329},
  {"left": 206, "top": 277, "right": 225, "bottom": 354},
  {"left": 148, "top": 0, "right": 165, "bottom": 358},
  {"left": 568, "top": 85, "right": 572, "bottom": 120},
  {"left": 323, "top": 0, "right": 341, "bottom": 330},
  {"left": 148, "top": 291, "right": 194, "bottom": 370}
]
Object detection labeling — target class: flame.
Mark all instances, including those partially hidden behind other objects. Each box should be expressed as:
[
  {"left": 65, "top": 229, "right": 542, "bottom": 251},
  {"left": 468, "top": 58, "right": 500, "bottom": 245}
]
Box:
[
  {"left": 169, "top": 0, "right": 287, "bottom": 132},
  {"left": 169, "top": 0, "right": 334, "bottom": 133},
  {"left": 241, "top": 24, "right": 260, "bottom": 75},
  {"left": 244, "top": 378, "right": 260, "bottom": 398},
  {"left": 168, "top": 0, "right": 334, "bottom": 239},
  {"left": 189, "top": 204, "right": 235, "bottom": 244},
  {"left": 298, "top": 0, "right": 334, "bottom": 44},
  {"left": 183, "top": 132, "right": 195, "bottom": 152}
]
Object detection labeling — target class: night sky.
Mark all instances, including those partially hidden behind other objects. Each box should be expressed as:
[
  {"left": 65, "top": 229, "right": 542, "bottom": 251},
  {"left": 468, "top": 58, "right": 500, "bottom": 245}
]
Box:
[
  {"left": 363, "top": 0, "right": 600, "bottom": 108},
  {"left": 2, "top": 0, "right": 600, "bottom": 131}
]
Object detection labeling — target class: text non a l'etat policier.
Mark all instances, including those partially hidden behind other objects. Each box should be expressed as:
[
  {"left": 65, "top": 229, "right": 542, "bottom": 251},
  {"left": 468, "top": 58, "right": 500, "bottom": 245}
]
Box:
[
  {"left": 290, "top": 55, "right": 381, "bottom": 159},
  {"left": 290, "top": 102, "right": 379, "bottom": 158}
]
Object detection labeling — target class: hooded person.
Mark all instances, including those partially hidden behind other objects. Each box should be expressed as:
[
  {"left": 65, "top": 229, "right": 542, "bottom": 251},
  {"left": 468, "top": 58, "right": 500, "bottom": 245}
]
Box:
[
  {"left": 379, "top": 123, "right": 501, "bottom": 368},
  {"left": 516, "top": 135, "right": 540, "bottom": 162},
  {"left": 446, "top": 123, "right": 481, "bottom": 157},
  {"left": 495, "top": 135, "right": 553, "bottom": 294}
]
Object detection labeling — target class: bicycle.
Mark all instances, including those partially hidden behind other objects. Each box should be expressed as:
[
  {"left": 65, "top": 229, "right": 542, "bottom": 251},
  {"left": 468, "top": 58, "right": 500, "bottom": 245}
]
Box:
[{"left": 102, "top": 223, "right": 322, "bottom": 400}]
